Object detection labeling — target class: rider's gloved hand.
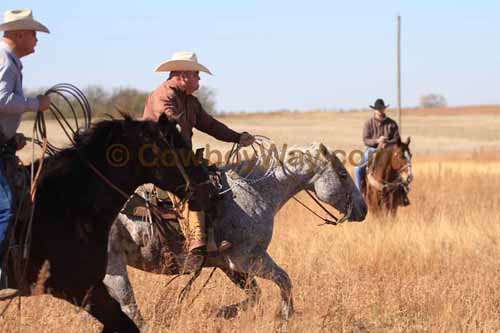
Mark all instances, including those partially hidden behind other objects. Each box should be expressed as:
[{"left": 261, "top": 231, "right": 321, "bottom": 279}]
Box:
[{"left": 239, "top": 132, "right": 255, "bottom": 147}]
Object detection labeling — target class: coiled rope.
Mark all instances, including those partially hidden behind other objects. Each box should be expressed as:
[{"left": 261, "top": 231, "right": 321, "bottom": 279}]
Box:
[{"left": 0, "top": 84, "right": 92, "bottom": 303}]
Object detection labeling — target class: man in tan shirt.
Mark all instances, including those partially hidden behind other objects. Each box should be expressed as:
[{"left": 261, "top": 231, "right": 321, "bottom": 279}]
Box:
[{"left": 143, "top": 51, "right": 254, "bottom": 270}]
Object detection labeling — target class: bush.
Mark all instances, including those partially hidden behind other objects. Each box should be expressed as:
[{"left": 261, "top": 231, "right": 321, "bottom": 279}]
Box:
[
  {"left": 420, "top": 94, "right": 447, "bottom": 108},
  {"left": 194, "top": 86, "right": 217, "bottom": 115}
]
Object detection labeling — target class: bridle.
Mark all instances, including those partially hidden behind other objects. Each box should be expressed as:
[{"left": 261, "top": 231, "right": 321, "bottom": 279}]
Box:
[
  {"left": 224, "top": 140, "right": 354, "bottom": 226},
  {"left": 279, "top": 152, "right": 353, "bottom": 226}
]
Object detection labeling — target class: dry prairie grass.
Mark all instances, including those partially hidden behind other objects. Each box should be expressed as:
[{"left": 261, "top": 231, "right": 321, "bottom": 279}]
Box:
[{"left": 1, "top": 108, "right": 500, "bottom": 332}]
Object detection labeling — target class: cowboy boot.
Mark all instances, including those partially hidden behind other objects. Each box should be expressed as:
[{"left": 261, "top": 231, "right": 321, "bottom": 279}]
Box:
[{"left": 183, "top": 210, "right": 207, "bottom": 273}]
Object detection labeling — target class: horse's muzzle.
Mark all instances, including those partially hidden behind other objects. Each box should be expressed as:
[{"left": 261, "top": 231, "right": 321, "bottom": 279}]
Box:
[{"left": 349, "top": 198, "right": 368, "bottom": 222}]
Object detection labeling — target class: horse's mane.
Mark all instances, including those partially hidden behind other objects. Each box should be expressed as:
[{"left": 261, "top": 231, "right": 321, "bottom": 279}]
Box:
[
  {"left": 33, "top": 113, "right": 153, "bottom": 179},
  {"left": 73, "top": 112, "right": 144, "bottom": 150}
]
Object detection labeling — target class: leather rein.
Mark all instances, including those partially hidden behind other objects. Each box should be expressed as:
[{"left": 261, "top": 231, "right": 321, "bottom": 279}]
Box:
[{"left": 276, "top": 152, "right": 353, "bottom": 226}]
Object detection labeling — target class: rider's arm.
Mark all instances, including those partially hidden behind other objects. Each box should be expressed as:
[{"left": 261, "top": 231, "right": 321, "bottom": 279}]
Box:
[
  {"left": 192, "top": 97, "right": 241, "bottom": 143},
  {"left": 0, "top": 55, "right": 39, "bottom": 115},
  {"left": 362, "top": 120, "right": 378, "bottom": 147}
]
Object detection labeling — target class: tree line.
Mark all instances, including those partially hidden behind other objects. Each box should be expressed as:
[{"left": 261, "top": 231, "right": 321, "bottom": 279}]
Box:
[
  {"left": 24, "top": 85, "right": 218, "bottom": 120},
  {"left": 24, "top": 84, "right": 448, "bottom": 121}
]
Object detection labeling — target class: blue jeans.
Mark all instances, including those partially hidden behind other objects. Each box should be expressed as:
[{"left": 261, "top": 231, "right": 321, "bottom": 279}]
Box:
[
  {"left": 0, "top": 159, "right": 14, "bottom": 248},
  {"left": 354, "top": 148, "right": 377, "bottom": 190}
]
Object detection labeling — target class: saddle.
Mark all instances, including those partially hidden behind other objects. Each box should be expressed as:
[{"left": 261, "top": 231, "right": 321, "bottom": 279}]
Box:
[{"left": 120, "top": 184, "right": 222, "bottom": 253}]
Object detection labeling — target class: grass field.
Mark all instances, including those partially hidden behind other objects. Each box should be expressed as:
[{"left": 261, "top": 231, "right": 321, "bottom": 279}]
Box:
[{"left": 1, "top": 106, "right": 500, "bottom": 332}]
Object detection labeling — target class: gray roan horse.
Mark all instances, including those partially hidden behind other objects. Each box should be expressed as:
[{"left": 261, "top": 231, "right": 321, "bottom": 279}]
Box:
[{"left": 105, "top": 143, "right": 367, "bottom": 327}]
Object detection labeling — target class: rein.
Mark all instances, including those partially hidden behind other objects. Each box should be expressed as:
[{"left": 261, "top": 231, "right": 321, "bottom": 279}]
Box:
[
  {"left": 367, "top": 173, "right": 408, "bottom": 192},
  {"left": 277, "top": 156, "right": 352, "bottom": 226}
]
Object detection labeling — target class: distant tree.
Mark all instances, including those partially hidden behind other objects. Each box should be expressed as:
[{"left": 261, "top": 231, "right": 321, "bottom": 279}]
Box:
[
  {"left": 420, "top": 94, "right": 447, "bottom": 108},
  {"left": 84, "top": 85, "right": 110, "bottom": 117},
  {"left": 109, "top": 88, "right": 148, "bottom": 118},
  {"left": 194, "top": 86, "right": 217, "bottom": 115}
]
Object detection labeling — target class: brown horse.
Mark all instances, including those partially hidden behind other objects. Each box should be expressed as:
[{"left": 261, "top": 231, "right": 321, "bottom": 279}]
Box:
[
  {"left": 363, "top": 137, "right": 412, "bottom": 217},
  {"left": 0, "top": 114, "right": 216, "bottom": 333}
]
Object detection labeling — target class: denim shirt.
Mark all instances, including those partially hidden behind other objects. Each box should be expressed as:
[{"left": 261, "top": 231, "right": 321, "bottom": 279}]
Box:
[{"left": 0, "top": 40, "right": 39, "bottom": 141}]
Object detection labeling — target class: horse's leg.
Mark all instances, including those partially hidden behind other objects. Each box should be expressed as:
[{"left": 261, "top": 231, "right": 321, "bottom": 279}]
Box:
[
  {"left": 86, "top": 281, "right": 140, "bottom": 333},
  {"left": 217, "top": 265, "right": 262, "bottom": 318},
  {"left": 104, "top": 252, "right": 147, "bottom": 329},
  {"left": 242, "top": 250, "right": 294, "bottom": 320}
]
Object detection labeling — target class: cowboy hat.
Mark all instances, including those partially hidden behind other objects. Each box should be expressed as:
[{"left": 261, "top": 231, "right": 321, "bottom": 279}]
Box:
[
  {"left": 369, "top": 98, "right": 389, "bottom": 111},
  {"left": 0, "top": 9, "right": 49, "bottom": 33},
  {"left": 154, "top": 51, "right": 212, "bottom": 75}
]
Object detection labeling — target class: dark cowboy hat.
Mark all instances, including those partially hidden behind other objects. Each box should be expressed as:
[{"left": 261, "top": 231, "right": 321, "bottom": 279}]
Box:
[{"left": 369, "top": 99, "right": 389, "bottom": 111}]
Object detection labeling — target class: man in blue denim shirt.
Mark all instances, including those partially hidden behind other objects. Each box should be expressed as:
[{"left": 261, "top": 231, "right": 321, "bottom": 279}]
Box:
[
  {"left": 354, "top": 99, "right": 400, "bottom": 191},
  {"left": 0, "top": 10, "right": 51, "bottom": 280}
]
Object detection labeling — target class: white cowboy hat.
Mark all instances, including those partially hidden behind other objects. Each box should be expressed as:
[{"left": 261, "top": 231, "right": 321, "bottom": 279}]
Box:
[
  {"left": 154, "top": 51, "right": 212, "bottom": 75},
  {"left": 0, "top": 9, "right": 49, "bottom": 33}
]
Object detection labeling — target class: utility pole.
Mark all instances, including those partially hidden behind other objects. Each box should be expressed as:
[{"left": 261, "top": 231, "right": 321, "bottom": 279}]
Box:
[{"left": 397, "top": 15, "right": 402, "bottom": 134}]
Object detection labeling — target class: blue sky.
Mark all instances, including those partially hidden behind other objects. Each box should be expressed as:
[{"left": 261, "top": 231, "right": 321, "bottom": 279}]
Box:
[{"left": 2, "top": 1, "right": 499, "bottom": 112}]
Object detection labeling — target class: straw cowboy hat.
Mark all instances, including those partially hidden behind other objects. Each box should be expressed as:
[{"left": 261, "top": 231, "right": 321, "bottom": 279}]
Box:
[
  {"left": 0, "top": 9, "right": 49, "bottom": 33},
  {"left": 154, "top": 51, "right": 212, "bottom": 75},
  {"left": 369, "top": 98, "right": 389, "bottom": 111}
]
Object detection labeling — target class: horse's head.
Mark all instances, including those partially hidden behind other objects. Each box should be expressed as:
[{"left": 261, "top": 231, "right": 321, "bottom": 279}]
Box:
[
  {"left": 102, "top": 113, "right": 217, "bottom": 211},
  {"left": 298, "top": 143, "right": 367, "bottom": 222},
  {"left": 390, "top": 137, "right": 413, "bottom": 184}
]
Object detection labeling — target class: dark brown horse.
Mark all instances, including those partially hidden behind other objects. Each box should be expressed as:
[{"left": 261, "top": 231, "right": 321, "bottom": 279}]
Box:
[
  {"left": 363, "top": 137, "right": 412, "bottom": 217},
  {"left": 1, "top": 114, "right": 215, "bottom": 333}
]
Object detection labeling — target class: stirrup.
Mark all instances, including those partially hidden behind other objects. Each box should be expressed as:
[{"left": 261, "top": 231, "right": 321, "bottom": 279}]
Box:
[{"left": 218, "top": 240, "right": 232, "bottom": 252}]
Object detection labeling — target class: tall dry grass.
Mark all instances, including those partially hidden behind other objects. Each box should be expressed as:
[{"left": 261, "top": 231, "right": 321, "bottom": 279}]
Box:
[{"left": 1, "top": 153, "right": 500, "bottom": 332}]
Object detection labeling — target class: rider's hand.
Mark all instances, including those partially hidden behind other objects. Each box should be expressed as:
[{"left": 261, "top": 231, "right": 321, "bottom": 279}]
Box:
[
  {"left": 376, "top": 136, "right": 386, "bottom": 145},
  {"left": 239, "top": 132, "right": 255, "bottom": 147},
  {"left": 37, "top": 95, "right": 51, "bottom": 112},
  {"left": 14, "top": 133, "right": 27, "bottom": 151}
]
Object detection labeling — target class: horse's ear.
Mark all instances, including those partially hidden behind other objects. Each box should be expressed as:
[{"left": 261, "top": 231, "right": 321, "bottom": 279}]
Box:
[
  {"left": 319, "top": 143, "right": 328, "bottom": 156},
  {"left": 405, "top": 136, "right": 411, "bottom": 145},
  {"left": 119, "top": 111, "right": 133, "bottom": 122},
  {"left": 158, "top": 113, "right": 175, "bottom": 133}
]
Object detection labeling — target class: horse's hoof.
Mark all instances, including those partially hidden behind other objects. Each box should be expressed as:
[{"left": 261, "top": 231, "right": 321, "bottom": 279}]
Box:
[{"left": 217, "top": 305, "right": 238, "bottom": 319}]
